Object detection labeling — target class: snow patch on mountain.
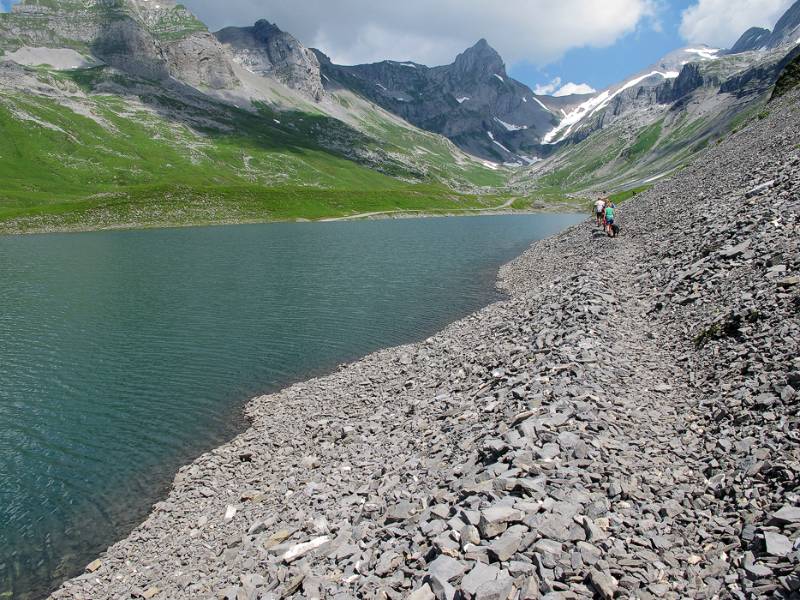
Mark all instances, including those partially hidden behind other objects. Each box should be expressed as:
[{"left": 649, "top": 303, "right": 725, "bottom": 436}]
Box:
[
  {"left": 543, "top": 70, "right": 680, "bottom": 145},
  {"left": 457, "top": 97, "right": 470, "bottom": 103},
  {"left": 494, "top": 117, "right": 528, "bottom": 132},
  {"left": 493, "top": 74, "right": 504, "bottom": 83},
  {"left": 532, "top": 97, "right": 549, "bottom": 111},
  {"left": 542, "top": 93, "right": 609, "bottom": 144},
  {"left": 684, "top": 47, "right": 720, "bottom": 60},
  {"left": 493, "top": 140, "right": 511, "bottom": 153}
]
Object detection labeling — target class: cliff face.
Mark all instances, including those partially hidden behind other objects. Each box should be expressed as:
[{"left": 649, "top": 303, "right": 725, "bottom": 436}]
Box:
[
  {"left": 768, "top": 0, "right": 800, "bottom": 48},
  {"left": 214, "top": 20, "right": 324, "bottom": 101},
  {"left": 0, "top": 0, "right": 237, "bottom": 89},
  {"left": 315, "top": 39, "right": 556, "bottom": 164}
]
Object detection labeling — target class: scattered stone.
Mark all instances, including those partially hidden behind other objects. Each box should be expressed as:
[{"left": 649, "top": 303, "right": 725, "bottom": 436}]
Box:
[
  {"left": 479, "top": 506, "right": 523, "bottom": 538},
  {"left": 588, "top": 569, "right": 617, "bottom": 600},
  {"left": 772, "top": 505, "right": 800, "bottom": 525},
  {"left": 281, "top": 536, "right": 330, "bottom": 563},
  {"left": 85, "top": 559, "right": 102, "bottom": 573},
  {"left": 427, "top": 555, "right": 466, "bottom": 583},
  {"left": 462, "top": 562, "right": 501, "bottom": 596},
  {"left": 475, "top": 574, "right": 516, "bottom": 600},
  {"left": 46, "top": 95, "right": 800, "bottom": 600},
  {"left": 408, "top": 584, "right": 435, "bottom": 600},
  {"left": 224, "top": 505, "right": 237, "bottom": 522},
  {"left": 764, "top": 531, "right": 793, "bottom": 556}
]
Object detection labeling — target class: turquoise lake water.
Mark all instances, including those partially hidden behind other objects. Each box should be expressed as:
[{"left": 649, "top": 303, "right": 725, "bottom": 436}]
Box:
[{"left": 0, "top": 214, "right": 582, "bottom": 598}]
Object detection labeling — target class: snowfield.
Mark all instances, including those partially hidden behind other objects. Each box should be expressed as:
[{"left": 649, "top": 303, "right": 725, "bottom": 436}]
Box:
[
  {"left": 532, "top": 97, "right": 549, "bottom": 111},
  {"left": 494, "top": 117, "right": 527, "bottom": 131},
  {"left": 543, "top": 70, "right": 679, "bottom": 145},
  {"left": 684, "top": 47, "right": 720, "bottom": 61}
]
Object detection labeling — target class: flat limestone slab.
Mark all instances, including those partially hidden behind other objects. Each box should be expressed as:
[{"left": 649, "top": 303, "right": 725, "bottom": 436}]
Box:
[{"left": 5, "top": 47, "right": 103, "bottom": 70}]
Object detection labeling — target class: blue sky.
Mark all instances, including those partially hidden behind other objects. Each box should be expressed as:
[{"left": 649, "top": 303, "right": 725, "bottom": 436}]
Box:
[{"left": 511, "top": 1, "right": 696, "bottom": 93}]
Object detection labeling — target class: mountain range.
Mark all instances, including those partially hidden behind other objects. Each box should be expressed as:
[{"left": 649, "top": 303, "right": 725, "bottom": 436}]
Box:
[{"left": 0, "top": 0, "right": 799, "bottom": 232}]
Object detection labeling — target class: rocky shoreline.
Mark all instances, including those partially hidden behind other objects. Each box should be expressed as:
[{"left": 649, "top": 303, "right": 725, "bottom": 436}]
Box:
[{"left": 50, "top": 90, "right": 799, "bottom": 600}]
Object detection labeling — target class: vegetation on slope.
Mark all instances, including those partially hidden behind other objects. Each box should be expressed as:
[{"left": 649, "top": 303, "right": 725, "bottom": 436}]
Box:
[
  {"left": 0, "top": 66, "right": 511, "bottom": 233},
  {"left": 772, "top": 52, "right": 800, "bottom": 99}
]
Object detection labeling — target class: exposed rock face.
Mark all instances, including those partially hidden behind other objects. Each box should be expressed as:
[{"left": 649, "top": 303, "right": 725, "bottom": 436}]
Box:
[
  {"left": 90, "top": 14, "right": 170, "bottom": 81},
  {"left": 315, "top": 39, "right": 555, "bottom": 163},
  {"left": 768, "top": 0, "right": 800, "bottom": 48},
  {"left": 728, "top": 27, "right": 772, "bottom": 54},
  {"left": 162, "top": 32, "right": 238, "bottom": 90},
  {"left": 47, "top": 87, "right": 800, "bottom": 600},
  {"left": 0, "top": 0, "right": 237, "bottom": 89},
  {"left": 214, "top": 20, "right": 324, "bottom": 101},
  {"left": 658, "top": 62, "right": 704, "bottom": 103}
]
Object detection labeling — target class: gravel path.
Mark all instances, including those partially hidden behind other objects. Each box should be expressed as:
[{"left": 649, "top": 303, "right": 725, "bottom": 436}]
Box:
[
  {"left": 50, "top": 91, "right": 800, "bottom": 600},
  {"left": 318, "top": 198, "right": 519, "bottom": 222}
]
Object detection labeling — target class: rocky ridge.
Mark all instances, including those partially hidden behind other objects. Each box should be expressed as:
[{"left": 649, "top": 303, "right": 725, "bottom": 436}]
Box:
[
  {"left": 728, "top": 28, "right": 773, "bottom": 55},
  {"left": 0, "top": 0, "right": 237, "bottom": 89},
  {"left": 49, "top": 87, "right": 800, "bottom": 599},
  {"left": 315, "top": 40, "right": 555, "bottom": 164}
]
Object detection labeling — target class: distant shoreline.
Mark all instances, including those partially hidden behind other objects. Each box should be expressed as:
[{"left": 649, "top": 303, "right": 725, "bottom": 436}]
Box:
[{"left": 0, "top": 204, "right": 586, "bottom": 237}]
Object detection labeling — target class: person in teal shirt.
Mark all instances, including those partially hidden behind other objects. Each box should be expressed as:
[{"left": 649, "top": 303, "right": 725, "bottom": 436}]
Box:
[{"left": 605, "top": 202, "right": 616, "bottom": 236}]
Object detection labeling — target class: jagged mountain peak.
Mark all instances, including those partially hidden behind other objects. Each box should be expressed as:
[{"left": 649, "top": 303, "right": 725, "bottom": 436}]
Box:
[
  {"left": 452, "top": 38, "right": 505, "bottom": 79},
  {"left": 251, "top": 19, "right": 283, "bottom": 37},
  {"left": 728, "top": 27, "right": 772, "bottom": 54}
]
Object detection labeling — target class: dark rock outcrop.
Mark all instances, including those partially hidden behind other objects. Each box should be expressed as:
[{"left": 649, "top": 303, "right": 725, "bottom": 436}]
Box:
[
  {"left": 728, "top": 27, "right": 772, "bottom": 54},
  {"left": 658, "top": 63, "right": 705, "bottom": 103}
]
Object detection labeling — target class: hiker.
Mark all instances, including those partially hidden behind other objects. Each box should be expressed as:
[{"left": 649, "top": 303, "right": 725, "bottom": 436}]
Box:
[
  {"left": 605, "top": 201, "right": 616, "bottom": 237},
  {"left": 594, "top": 196, "right": 606, "bottom": 227}
]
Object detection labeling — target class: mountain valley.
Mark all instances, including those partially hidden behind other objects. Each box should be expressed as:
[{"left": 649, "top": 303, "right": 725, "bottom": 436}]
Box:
[{"left": 0, "top": 0, "right": 799, "bottom": 232}]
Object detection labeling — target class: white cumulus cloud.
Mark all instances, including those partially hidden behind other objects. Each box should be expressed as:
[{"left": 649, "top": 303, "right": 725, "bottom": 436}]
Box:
[
  {"left": 553, "top": 82, "right": 597, "bottom": 96},
  {"left": 534, "top": 78, "right": 596, "bottom": 96},
  {"left": 680, "top": 0, "right": 795, "bottom": 47},
  {"left": 534, "top": 78, "right": 562, "bottom": 95},
  {"left": 185, "top": 0, "right": 659, "bottom": 67}
]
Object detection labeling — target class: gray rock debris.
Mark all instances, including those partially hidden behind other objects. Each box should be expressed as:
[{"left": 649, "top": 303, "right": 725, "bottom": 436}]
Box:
[{"left": 49, "top": 88, "right": 800, "bottom": 600}]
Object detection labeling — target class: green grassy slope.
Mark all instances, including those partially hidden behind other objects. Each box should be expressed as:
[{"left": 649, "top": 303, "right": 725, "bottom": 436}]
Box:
[
  {"left": 0, "top": 67, "right": 509, "bottom": 233},
  {"left": 513, "top": 90, "right": 770, "bottom": 211}
]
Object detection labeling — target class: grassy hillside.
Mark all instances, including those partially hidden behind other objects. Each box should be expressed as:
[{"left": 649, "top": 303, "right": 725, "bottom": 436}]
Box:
[
  {"left": 0, "top": 66, "right": 511, "bottom": 233},
  {"left": 511, "top": 88, "right": 770, "bottom": 210}
]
